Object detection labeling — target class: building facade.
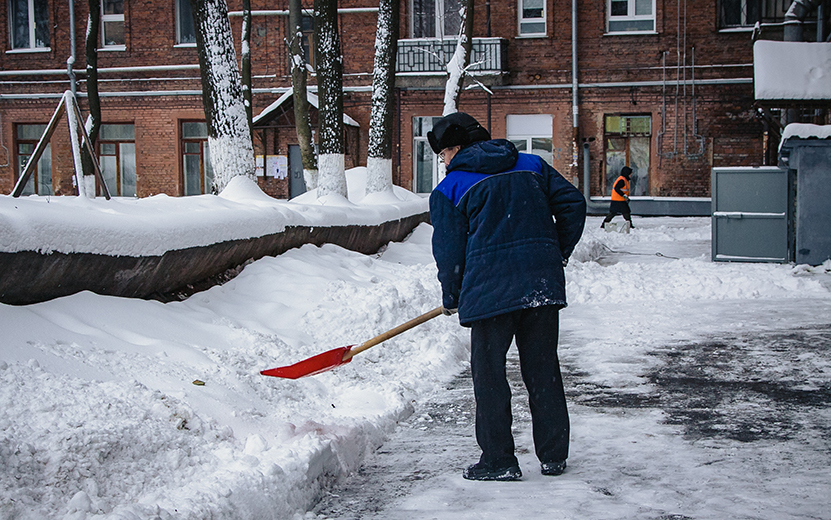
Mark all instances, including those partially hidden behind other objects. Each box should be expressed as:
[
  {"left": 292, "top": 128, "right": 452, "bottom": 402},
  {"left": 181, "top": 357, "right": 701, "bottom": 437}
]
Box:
[{"left": 1, "top": 0, "right": 827, "bottom": 202}]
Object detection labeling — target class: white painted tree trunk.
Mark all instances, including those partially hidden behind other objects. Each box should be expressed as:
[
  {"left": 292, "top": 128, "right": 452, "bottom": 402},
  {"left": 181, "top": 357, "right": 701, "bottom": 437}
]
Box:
[
  {"left": 190, "top": 0, "right": 255, "bottom": 194},
  {"left": 314, "top": 0, "right": 348, "bottom": 199},
  {"left": 366, "top": 0, "right": 398, "bottom": 196},
  {"left": 317, "top": 153, "right": 347, "bottom": 198}
]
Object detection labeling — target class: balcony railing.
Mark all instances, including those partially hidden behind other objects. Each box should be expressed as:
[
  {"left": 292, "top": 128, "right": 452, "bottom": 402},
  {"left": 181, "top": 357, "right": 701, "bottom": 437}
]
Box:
[{"left": 396, "top": 37, "right": 508, "bottom": 74}]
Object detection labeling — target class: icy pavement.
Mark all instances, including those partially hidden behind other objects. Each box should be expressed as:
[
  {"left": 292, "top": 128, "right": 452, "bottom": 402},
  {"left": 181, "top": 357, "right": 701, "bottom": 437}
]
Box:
[{"left": 314, "top": 217, "right": 831, "bottom": 520}]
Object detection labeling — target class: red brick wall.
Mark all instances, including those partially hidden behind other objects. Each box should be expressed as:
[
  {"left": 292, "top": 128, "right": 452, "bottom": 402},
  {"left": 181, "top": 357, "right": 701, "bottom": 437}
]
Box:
[{"left": 0, "top": 0, "right": 776, "bottom": 200}]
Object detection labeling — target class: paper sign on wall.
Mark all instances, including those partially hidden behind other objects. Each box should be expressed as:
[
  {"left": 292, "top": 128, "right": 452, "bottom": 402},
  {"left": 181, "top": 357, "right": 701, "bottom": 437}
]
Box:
[
  {"left": 274, "top": 155, "right": 288, "bottom": 179},
  {"left": 255, "top": 155, "right": 288, "bottom": 178}
]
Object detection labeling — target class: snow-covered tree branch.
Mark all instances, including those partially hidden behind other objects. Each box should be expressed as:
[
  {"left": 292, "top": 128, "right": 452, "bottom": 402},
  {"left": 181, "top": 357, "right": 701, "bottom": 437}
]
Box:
[{"left": 443, "top": 0, "right": 474, "bottom": 116}]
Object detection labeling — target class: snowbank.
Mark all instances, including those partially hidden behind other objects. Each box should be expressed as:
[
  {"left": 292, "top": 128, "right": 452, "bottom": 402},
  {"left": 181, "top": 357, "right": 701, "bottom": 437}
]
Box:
[{"left": 0, "top": 171, "right": 427, "bottom": 257}]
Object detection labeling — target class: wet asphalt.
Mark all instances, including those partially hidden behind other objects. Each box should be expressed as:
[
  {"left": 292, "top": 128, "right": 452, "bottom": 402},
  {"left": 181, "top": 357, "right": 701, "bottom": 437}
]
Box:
[{"left": 314, "top": 324, "right": 831, "bottom": 519}]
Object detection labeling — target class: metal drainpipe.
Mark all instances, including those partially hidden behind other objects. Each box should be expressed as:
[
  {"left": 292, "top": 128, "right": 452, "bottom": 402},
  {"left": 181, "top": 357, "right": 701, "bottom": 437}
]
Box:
[
  {"left": 571, "top": 0, "right": 579, "bottom": 175},
  {"left": 784, "top": 0, "right": 823, "bottom": 41},
  {"left": 583, "top": 142, "right": 607, "bottom": 213},
  {"left": 67, "top": 0, "right": 76, "bottom": 96}
]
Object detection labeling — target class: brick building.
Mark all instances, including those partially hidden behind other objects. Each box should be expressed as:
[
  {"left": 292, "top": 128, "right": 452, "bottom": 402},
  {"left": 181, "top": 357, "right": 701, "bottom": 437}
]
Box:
[{"left": 1, "top": 0, "right": 828, "bottom": 207}]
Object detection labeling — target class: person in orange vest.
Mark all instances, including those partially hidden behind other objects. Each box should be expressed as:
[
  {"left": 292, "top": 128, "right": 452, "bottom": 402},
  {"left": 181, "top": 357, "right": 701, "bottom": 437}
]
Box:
[{"left": 601, "top": 166, "right": 635, "bottom": 229}]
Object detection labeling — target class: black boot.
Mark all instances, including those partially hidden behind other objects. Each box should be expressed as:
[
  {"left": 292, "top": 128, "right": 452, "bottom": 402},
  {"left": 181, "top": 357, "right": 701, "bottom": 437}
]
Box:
[
  {"left": 463, "top": 461, "right": 522, "bottom": 481},
  {"left": 540, "top": 460, "right": 567, "bottom": 476}
]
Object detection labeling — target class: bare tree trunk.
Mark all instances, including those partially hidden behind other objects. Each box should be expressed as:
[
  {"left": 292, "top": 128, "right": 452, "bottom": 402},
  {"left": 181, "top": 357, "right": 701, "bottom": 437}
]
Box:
[
  {"left": 443, "top": 0, "right": 474, "bottom": 115},
  {"left": 189, "top": 0, "right": 255, "bottom": 193},
  {"left": 289, "top": 0, "right": 318, "bottom": 189},
  {"left": 81, "top": 0, "right": 101, "bottom": 191},
  {"left": 365, "top": 0, "right": 399, "bottom": 196},
  {"left": 314, "top": 0, "right": 347, "bottom": 199},
  {"left": 241, "top": 0, "right": 253, "bottom": 134}
]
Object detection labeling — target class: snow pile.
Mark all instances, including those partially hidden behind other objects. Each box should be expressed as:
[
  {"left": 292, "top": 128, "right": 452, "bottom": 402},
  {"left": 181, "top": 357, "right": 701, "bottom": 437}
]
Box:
[
  {"left": 780, "top": 122, "right": 831, "bottom": 145},
  {"left": 1, "top": 223, "right": 467, "bottom": 519},
  {"left": 292, "top": 166, "right": 423, "bottom": 206},
  {"left": 1, "top": 214, "right": 830, "bottom": 519},
  {"left": 0, "top": 171, "right": 427, "bottom": 256},
  {"left": 753, "top": 40, "right": 831, "bottom": 100}
]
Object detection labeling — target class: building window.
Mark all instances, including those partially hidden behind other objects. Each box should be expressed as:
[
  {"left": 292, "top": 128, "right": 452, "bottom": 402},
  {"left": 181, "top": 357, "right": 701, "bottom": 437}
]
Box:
[
  {"left": 506, "top": 114, "right": 553, "bottom": 166},
  {"left": 8, "top": 0, "right": 50, "bottom": 50},
  {"left": 98, "top": 124, "right": 136, "bottom": 197},
  {"left": 719, "top": 0, "right": 789, "bottom": 29},
  {"left": 181, "top": 121, "right": 214, "bottom": 196},
  {"left": 607, "top": 0, "right": 655, "bottom": 33},
  {"left": 101, "top": 0, "right": 126, "bottom": 48},
  {"left": 411, "top": 0, "right": 462, "bottom": 39},
  {"left": 518, "top": 0, "right": 546, "bottom": 36},
  {"left": 413, "top": 116, "right": 442, "bottom": 194},
  {"left": 15, "top": 124, "right": 52, "bottom": 195},
  {"left": 176, "top": 0, "right": 196, "bottom": 44},
  {"left": 604, "top": 115, "right": 650, "bottom": 197},
  {"left": 301, "top": 14, "right": 315, "bottom": 68}
]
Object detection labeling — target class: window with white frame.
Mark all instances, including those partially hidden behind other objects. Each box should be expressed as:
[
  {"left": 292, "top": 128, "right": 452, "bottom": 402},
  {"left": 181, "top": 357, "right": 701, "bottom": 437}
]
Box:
[
  {"left": 176, "top": 0, "right": 196, "bottom": 45},
  {"left": 98, "top": 124, "right": 136, "bottom": 197},
  {"left": 506, "top": 114, "right": 554, "bottom": 166},
  {"left": 411, "top": 0, "right": 462, "bottom": 39},
  {"left": 607, "top": 0, "right": 655, "bottom": 33},
  {"left": 181, "top": 121, "right": 214, "bottom": 196},
  {"left": 518, "top": 0, "right": 546, "bottom": 37},
  {"left": 15, "top": 124, "right": 52, "bottom": 196},
  {"left": 8, "top": 0, "right": 50, "bottom": 50},
  {"left": 101, "top": 0, "right": 126, "bottom": 48},
  {"left": 412, "top": 116, "right": 443, "bottom": 194}
]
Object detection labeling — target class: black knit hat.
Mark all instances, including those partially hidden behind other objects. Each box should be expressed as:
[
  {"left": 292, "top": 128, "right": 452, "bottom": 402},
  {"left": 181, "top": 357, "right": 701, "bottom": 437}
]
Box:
[
  {"left": 427, "top": 112, "right": 491, "bottom": 154},
  {"left": 621, "top": 166, "right": 633, "bottom": 177}
]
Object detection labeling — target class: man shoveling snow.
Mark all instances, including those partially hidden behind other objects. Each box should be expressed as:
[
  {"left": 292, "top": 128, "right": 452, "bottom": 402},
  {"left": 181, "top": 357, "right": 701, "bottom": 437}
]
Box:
[{"left": 427, "top": 112, "right": 587, "bottom": 481}]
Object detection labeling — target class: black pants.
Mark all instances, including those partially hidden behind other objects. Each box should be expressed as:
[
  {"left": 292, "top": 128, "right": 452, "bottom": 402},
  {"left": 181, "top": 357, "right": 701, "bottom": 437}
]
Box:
[
  {"left": 603, "top": 200, "right": 632, "bottom": 225},
  {"left": 469, "top": 305, "right": 569, "bottom": 466}
]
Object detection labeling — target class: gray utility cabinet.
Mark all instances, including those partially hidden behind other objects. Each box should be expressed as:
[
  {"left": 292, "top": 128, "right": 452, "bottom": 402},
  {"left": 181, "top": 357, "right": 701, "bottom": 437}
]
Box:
[
  {"left": 711, "top": 167, "right": 789, "bottom": 263},
  {"left": 779, "top": 137, "right": 831, "bottom": 266}
]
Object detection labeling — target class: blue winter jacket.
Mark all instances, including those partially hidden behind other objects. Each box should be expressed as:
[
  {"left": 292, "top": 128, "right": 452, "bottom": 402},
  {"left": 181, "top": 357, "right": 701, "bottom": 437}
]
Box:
[{"left": 429, "top": 139, "right": 586, "bottom": 326}]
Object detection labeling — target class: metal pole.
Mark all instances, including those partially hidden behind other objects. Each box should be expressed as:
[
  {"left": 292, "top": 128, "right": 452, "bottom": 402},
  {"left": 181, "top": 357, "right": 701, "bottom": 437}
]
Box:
[
  {"left": 67, "top": 0, "right": 77, "bottom": 96},
  {"left": 571, "top": 0, "right": 579, "bottom": 169}
]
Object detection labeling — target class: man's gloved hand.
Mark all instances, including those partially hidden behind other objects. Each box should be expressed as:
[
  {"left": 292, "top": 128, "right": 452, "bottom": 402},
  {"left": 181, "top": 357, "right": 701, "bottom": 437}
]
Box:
[{"left": 442, "top": 307, "right": 458, "bottom": 316}]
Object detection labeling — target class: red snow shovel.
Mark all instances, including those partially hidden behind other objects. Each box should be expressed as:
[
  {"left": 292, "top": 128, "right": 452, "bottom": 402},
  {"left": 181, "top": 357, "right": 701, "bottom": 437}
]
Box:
[{"left": 261, "top": 306, "right": 444, "bottom": 379}]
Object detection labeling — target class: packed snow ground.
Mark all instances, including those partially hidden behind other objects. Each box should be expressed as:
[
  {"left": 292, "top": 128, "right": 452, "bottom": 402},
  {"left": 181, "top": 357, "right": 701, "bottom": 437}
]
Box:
[{"left": 2, "top": 184, "right": 831, "bottom": 519}]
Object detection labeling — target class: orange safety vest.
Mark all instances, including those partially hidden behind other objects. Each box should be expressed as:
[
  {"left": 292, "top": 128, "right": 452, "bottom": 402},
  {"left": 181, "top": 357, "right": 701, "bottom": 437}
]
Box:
[{"left": 610, "top": 175, "right": 630, "bottom": 202}]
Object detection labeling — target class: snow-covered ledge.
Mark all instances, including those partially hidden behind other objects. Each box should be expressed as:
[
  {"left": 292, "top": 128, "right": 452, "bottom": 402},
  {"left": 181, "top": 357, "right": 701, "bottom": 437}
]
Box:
[{"left": 0, "top": 171, "right": 429, "bottom": 305}]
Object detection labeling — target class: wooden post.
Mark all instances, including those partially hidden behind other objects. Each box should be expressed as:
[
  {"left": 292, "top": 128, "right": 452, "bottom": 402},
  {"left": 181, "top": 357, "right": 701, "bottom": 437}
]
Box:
[{"left": 11, "top": 100, "right": 66, "bottom": 197}]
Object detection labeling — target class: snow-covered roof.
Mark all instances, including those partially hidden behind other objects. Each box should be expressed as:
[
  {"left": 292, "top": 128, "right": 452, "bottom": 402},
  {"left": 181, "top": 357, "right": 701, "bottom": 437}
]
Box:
[
  {"left": 781, "top": 123, "right": 831, "bottom": 142},
  {"left": 253, "top": 90, "right": 360, "bottom": 127},
  {"left": 753, "top": 41, "right": 831, "bottom": 101}
]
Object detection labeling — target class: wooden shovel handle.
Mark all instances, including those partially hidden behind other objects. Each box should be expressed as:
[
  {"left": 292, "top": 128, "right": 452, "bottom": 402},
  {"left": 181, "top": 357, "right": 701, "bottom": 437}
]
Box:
[{"left": 343, "top": 306, "right": 444, "bottom": 361}]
